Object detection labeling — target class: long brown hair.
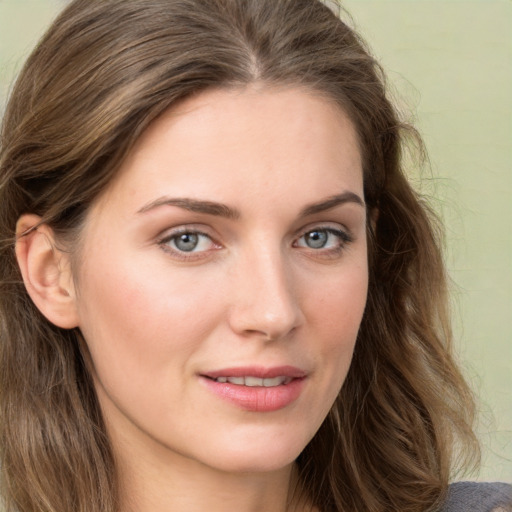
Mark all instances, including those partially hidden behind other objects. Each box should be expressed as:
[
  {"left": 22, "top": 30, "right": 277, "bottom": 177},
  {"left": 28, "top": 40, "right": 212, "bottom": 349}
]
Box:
[{"left": 0, "top": 1, "right": 479, "bottom": 511}]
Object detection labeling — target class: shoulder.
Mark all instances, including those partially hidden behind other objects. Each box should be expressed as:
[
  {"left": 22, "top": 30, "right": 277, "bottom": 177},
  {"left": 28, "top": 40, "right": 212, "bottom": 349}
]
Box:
[{"left": 439, "top": 481, "right": 512, "bottom": 512}]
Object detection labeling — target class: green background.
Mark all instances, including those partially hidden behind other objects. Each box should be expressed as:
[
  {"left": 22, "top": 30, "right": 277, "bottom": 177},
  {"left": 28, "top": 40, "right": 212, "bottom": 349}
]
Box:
[{"left": 1, "top": 0, "right": 510, "bottom": 482}]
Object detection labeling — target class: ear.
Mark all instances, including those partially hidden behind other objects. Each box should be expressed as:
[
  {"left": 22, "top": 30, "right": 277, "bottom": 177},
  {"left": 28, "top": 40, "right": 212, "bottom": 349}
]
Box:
[{"left": 15, "top": 214, "right": 79, "bottom": 329}]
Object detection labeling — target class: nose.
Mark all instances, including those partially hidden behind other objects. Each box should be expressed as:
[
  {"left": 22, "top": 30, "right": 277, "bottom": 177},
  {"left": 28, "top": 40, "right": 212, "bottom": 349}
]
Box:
[{"left": 227, "top": 246, "right": 304, "bottom": 341}]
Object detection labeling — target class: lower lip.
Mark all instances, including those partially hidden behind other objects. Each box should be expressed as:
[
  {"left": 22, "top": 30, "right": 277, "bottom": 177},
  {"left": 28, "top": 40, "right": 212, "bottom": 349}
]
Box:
[{"left": 201, "top": 377, "right": 305, "bottom": 412}]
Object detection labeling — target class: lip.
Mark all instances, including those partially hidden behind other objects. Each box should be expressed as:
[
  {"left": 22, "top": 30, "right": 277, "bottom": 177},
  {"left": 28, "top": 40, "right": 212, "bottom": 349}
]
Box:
[
  {"left": 202, "top": 365, "right": 307, "bottom": 380},
  {"left": 200, "top": 365, "right": 307, "bottom": 412}
]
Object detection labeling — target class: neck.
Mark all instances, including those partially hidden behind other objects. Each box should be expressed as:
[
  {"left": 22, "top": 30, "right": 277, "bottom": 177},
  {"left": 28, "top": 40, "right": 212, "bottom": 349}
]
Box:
[
  {"left": 118, "top": 449, "right": 308, "bottom": 512},
  {"left": 121, "top": 463, "right": 302, "bottom": 512}
]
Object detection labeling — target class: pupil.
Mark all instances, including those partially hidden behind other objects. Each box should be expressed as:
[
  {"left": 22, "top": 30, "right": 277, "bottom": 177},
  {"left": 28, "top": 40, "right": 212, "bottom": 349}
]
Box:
[
  {"left": 307, "top": 230, "right": 327, "bottom": 249},
  {"left": 176, "top": 233, "right": 198, "bottom": 252}
]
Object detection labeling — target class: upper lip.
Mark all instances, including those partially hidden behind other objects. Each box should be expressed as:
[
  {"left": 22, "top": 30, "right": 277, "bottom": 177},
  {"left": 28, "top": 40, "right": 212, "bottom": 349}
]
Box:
[{"left": 201, "top": 365, "right": 307, "bottom": 379}]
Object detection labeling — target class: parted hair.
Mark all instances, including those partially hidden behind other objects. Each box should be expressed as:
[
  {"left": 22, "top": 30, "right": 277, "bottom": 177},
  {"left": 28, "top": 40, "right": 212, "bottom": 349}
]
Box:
[{"left": 0, "top": 0, "right": 479, "bottom": 511}]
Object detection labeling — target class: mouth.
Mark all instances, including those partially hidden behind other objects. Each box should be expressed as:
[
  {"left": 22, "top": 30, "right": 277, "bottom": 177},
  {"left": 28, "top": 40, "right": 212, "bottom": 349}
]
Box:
[
  {"left": 206, "top": 375, "right": 293, "bottom": 387},
  {"left": 200, "top": 366, "right": 307, "bottom": 412}
]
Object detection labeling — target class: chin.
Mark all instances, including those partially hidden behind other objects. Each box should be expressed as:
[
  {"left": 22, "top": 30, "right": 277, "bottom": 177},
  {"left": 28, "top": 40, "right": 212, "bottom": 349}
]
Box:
[
  {"left": 195, "top": 429, "right": 312, "bottom": 474},
  {"left": 207, "top": 453, "right": 298, "bottom": 475}
]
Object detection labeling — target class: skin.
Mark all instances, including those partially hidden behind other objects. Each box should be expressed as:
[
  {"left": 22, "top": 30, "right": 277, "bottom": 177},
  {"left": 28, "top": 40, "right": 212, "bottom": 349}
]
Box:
[{"left": 18, "top": 86, "right": 369, "bottom": 512}]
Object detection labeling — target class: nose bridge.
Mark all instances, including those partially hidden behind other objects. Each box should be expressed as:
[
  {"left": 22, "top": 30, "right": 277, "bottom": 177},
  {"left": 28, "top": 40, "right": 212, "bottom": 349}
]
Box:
[{"left": 228, "top": 241, "right": 302, "bottom": 340}]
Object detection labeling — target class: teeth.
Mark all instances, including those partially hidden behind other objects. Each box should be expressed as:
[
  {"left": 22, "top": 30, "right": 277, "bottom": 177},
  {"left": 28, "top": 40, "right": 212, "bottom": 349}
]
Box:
[
  {"left": 244, "top": 376, "right": 263, "bottom": 387},
  {"left": 262, "top": 377, "right": 289, "bottom": 387},
  {"left": 215, "top": 376, "right": 291, "bottom": 387},
  {"left": 227, "top": 376, "right": 245, "bottom": 385}
]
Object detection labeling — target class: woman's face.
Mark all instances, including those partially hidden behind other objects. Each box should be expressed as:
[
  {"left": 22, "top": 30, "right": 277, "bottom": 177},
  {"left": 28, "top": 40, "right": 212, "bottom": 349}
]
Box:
[{"left": 73, "top": 86, "right": 368, "bottom": 474}]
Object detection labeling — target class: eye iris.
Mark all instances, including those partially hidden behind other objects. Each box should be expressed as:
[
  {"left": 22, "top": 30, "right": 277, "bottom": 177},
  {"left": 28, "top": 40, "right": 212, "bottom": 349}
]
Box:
[
  {"left": 306, "top": 230, "right": 328, "bottom": 249},
  {"left": 175, "top": 233, "right": 199, "bottom": 252}
]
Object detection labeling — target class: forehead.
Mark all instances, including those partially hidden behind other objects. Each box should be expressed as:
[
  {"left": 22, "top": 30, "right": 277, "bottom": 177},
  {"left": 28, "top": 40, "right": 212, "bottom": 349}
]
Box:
[{"left": 93, "top": 85, "right": 363, "bottom": 216}]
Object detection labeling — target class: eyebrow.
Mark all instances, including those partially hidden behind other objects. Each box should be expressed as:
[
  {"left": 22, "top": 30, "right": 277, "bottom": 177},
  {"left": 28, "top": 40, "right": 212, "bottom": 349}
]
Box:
[
  {"left": 298, "top": 192, "right": 365, "bottom": 217},
  {"left": 137, "top": 191, "right": 364, "bottom": 219},
  {"left": 137, "top": 197, "right": 240, "bottom": 219}
]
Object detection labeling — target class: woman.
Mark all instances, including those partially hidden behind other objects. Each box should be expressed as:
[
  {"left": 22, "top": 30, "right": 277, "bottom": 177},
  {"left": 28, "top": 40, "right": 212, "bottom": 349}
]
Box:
[{"left": 0, "top": 0, "right": 509, "bottom": 511}]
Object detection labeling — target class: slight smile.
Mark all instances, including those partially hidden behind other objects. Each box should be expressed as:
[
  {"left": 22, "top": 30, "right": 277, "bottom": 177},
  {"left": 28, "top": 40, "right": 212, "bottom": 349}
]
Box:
[{"left": 200, "top": 366, "right": 307, "bottom": 412}]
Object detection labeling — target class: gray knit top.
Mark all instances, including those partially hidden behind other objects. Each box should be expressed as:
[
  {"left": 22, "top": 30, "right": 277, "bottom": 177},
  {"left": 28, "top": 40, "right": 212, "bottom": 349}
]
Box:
[{"left": 439, "top": 482, "right": 512, "bottom": 511}]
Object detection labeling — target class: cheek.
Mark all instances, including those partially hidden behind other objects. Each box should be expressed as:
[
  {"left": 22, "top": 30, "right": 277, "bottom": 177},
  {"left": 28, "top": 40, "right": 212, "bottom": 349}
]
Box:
[
  {"left": 309, "top": 259, "right": 368, "bottom": 334},
  {"left": 283, "top": 260, "right": 368, "bottom": 440},
  {"left": 75, "top": 253, "right": 226, "bottom": 387},
  {"left": 304, "top": 259, "right": 368, "bottom": 378}
]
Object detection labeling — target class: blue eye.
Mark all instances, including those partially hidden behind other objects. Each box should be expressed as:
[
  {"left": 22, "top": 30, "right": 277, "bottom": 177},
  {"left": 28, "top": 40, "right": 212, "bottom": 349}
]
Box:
[
  {"left": 296, "top": 228, "right": 351, "bottom": 251},
  {"left": 304, "top": 230, "right": 329, "bottom": 249},
  {"left": 161, "top": 230, "right": 215, "bottom": 253},
  {"left": 173, "top": 233, "right": 200, "bottom": 252}
]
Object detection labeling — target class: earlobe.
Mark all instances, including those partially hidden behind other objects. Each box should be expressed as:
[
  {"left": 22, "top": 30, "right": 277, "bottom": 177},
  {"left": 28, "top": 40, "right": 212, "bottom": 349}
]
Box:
[{"left": 15, "top": 214, "right": 79, "bottom": 329}]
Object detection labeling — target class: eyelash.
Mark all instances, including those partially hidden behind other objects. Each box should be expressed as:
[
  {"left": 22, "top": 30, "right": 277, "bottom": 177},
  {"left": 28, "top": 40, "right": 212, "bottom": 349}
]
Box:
[
  {"left": 293, "top": 227, "right": 353, "bottom": 256},
  {"left": 157, "top": 227, "right": 219, "bottom": 261},
  {"left": 157, "top": 225, "right": 353, "bottom": 261}
]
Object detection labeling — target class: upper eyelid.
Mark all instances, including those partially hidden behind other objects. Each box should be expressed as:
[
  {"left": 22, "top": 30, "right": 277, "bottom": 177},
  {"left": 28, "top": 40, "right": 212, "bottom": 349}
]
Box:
[
  {"left": 295, "top": 227, "right": 352, "bottom": 245},
  {"left": 160, "top": 230, "right": 212, "bottom": 242},
  {"left": 294, "top": 222, "right": 352, "bottom": 239},
  {"left": 156, "top": 224, "right": 217, "bottom": 240},
  {"left": 156, "top": 227, "right": 219, "bottom": 254},
  {"left": 156, "top": 228, "right": 220, "bottom": 259}
]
